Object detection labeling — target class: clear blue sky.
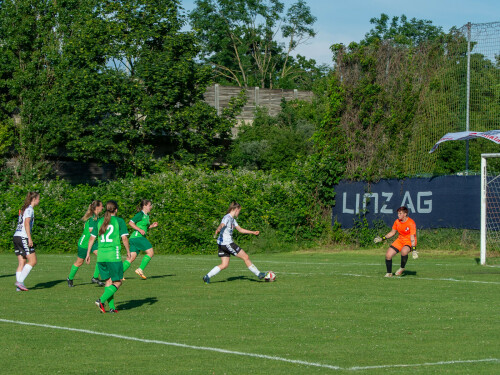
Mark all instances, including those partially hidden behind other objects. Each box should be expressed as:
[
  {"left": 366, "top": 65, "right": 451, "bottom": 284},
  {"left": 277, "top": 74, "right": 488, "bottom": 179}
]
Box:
[{"left": 180, "top": 0, "right": 500, "bottom": 65}]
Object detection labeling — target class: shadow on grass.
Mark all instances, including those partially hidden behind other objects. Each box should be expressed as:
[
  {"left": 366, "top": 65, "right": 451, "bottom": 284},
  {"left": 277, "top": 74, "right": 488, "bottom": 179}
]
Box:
[
  {"left": 0, "top": 274, "right": 15, "bottom": 279},
  {"left": 118, "top": 297, "right": 158, "bottom": 310},
  {"left": 148, "top": 274, "right": 176, "bottom": 279},
  {"left": 401, "top": 271, "right": 417, "bottom": 277},
  {"left": 31, "top": 279, "right": 66, "bottom": 289},
  {"left": 214, "top": 275, "right": 260, "bottom": 283}
]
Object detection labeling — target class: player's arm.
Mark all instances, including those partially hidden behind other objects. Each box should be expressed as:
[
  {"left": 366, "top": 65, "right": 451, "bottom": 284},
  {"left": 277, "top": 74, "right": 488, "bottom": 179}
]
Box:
[
  {"left": 121, "top": 234, "right": 131, "bottom": 259},
  {"left": 149, "top": 222, "right": 158, "bottom": 229},
  {"left": 86, "top": 235, "right": 96, "bottom": 264},
  {"left": 235, "top": 226, "right": 259, "bottom": 236},
  {"left": 24, "top": 217, "right": 33, "bottom": 247},
  {"left": 374, "top": 229, "right": 397, "bottom": 243},
  {"left": 129, "top": 220, "right": 145, "bottom": 236},
  {"left": 214, "top": 222, "right": 225, "bottom": 238}
]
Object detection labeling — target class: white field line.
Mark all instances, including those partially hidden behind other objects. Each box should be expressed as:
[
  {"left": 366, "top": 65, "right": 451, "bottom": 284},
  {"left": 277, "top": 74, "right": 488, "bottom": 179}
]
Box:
[{"left": 0, "top": 318, "right": 498, "bottom": 372}]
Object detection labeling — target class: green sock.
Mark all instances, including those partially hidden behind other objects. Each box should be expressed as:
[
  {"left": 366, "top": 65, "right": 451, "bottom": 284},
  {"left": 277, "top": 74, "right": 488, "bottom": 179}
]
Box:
[
  {"left": 139, "top": 255, "right": 152, "bottom": 271},
  {"left": 123, "top": 260, "right": 131, "bottom": 272},
  {"left": 68, "top": 265, "right": 79, "bottom": 280},
  {"left": 107, "top": 296, "right": 116, "bottom": 310},
  {"left": 93, "top": 264, "right": 100, "bottom": 279},
  {"left": 99, "top": 285, "right": 117, "bottom": 303}
]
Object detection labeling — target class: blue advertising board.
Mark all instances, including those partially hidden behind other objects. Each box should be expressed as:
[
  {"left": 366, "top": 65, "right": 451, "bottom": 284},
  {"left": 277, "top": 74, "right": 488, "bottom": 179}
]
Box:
[{"left": 332, "top": 176, "right": 480, "bottom": 229}]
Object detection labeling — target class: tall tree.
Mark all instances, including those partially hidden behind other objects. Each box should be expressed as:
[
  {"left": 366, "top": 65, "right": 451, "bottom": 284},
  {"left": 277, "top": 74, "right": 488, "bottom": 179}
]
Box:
[{"left": 189, "top": 0, "right": 317, "bottom": 88}]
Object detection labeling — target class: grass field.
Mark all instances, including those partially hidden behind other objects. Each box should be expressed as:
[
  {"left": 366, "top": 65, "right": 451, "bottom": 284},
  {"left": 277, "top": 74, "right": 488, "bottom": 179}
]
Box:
[{"left": 0, "top": 251, "right": 499, "bottom": 374}]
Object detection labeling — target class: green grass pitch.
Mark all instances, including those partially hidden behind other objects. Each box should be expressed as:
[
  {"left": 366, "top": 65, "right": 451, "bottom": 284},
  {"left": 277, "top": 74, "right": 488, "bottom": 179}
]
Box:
[{"left": 0, "top": 252, "right": 499, "bottom": 374}]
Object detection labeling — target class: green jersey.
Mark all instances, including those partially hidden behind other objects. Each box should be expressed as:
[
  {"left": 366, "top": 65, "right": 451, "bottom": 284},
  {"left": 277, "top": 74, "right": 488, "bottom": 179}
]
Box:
[
  {"left": 130, "top": 211, "right": 150, "bottom": 238},
  {"left": 91, "top": 216, "right": 129, "bottom": 262},
  {"left": 78, "top": 216, "right": 98, "bottom": 250}
]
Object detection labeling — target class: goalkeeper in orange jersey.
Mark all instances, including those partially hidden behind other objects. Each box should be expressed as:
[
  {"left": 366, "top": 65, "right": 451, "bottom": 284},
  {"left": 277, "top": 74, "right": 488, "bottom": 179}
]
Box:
[{"left": 374, "top": 206, "right": 418, "bottom": 277}]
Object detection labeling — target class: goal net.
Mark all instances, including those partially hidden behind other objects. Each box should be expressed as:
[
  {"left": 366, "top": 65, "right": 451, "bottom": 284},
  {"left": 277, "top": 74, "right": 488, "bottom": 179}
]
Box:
[{"left": 481, "top": 153, "right": 500, "bottom": 265}]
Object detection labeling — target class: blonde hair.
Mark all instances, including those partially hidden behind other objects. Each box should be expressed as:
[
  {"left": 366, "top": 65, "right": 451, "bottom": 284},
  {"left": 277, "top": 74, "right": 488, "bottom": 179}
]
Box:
[
  {"left": 227, "top": 201, "right": 241, "bottom": 213},
  {"left": 99, "top": 200, "right": 118, "bottom": 237},
  {"left": 20, "top": 192, "right": 40, "bottom": 215},
  {"left": 137, "top": 199, "right": 152, "bottom": 212},
  {"left": 82, "top": 200, "right": 103, "bottom": 221}
]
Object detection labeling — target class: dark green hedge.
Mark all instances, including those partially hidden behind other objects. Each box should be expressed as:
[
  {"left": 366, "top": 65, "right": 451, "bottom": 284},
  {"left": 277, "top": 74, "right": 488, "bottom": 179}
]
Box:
[{"left": 0, "top": 166, "right": 327, "bottom": 254}]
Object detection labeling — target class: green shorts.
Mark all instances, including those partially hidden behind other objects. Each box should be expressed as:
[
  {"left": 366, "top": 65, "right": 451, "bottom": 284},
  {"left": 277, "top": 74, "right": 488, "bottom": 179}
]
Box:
[
  {"left": 77, "top": 246, "right": 97, "bottom": 259},
  {"left": 129, "top": 237, "right": 153, "bottom": 253},
  {"left": 97, "top": 262, "right": 124, "bottom": 282}
]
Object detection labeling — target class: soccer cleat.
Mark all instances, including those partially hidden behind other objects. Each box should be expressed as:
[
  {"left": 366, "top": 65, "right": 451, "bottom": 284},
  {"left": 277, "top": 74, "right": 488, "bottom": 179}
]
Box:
[
  {"left": 67, "top": 278, "right": 74, "bottom": 287},
  {"left": 384, "top": 273, "right": 393, "bottom": 278},
  {"left": 109, "top": 309, "right": 119, "bottom": 313},
  {"left": 91, "top": 277, "right": 105, "bottom": 286},
  {"left": 135, "top": 268, "right": 147, "bottom": 280},
  {"left": 203, "top": 275, "right": 210, "bottom": 284},
  {"left": 15, "top": 281, "right": 28, "bottom": 291},
  {"left": 95, "top": 299, "right": 106, "bottom": 313},
  {"left": 412, "top": 250, "right": 419, "bottom": 260},
  {"left": 16, "top": 288, "right": 21, "bottom": 292},
  {"left": 258, "top": 272, "right": 266, "bottom": 280},
  {"left": 395, "top": 268, "right": 405, "bottom": 276}
]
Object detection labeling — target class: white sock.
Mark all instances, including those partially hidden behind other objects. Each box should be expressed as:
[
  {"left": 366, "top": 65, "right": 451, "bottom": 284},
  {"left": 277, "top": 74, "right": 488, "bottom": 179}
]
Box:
[
  {"left": 16, "top": 272, "right": 21, "bottom": 282},
  {"left": 207, "top": 266, "right": 221, "bottom": 278},
  {"left": 19, "top": 264, "right": 33, "bottom": 283},
  {"left": 248, "top": 264, "right": 260, "bottom": 276}
]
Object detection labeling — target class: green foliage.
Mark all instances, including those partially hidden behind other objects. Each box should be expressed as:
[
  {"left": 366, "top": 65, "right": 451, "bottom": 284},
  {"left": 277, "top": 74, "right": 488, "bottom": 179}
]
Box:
[
  {"left": 346, "top": 217, "right": 389, "bottom": 248},
  {"left": 0, "top": 166, "right": 327, "bottom": 254},
  {"left": 189, "top": 0, "right": 320, "bottom": 89}
]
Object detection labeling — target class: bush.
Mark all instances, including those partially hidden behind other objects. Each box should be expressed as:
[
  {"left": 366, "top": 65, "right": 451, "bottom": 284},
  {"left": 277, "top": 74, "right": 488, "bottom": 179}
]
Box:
[{"left": 0, "top": 166, "right": 327, "bottom": 254}]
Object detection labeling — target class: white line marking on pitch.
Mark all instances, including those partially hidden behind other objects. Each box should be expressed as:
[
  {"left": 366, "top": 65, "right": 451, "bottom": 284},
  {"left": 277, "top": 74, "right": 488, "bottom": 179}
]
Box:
[{"left": 0, "top": 319, "right": 498, "bottom": 371}]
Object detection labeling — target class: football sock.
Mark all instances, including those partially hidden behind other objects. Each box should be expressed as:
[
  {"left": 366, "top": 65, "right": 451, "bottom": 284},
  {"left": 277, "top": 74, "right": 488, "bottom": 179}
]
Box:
[
  {"left": 16, "top": 271, "right": 21, "bottom": 282},
  {"left": 139, "top": 255, "right": 152, "bottom": 270},
  {"left": 123, "top": 260, "right": 131, "bottom": 272},
  {"left": 401, "top": 255, "right": 408, "bottom": 268},
  {"left": 100, "top": 285, "right": 117, "bottom": 303},
  {"left": 19, "top": 264, "right": 33, "bottom": 283},
  {"left": 385, "top": 259, "right": 392, "bottom": 273},
  {"left": 107, "top": 295, "right": 116, "bottom": 310},
  {"left": 248, "top": 264, "right": 260, "bottom": 277},
  {"left": 68, "top": 265, "right": 79, "bottom": 280},
  {"left": 93, "top": 264, "right": 100, "bottom": 279},
  {"left": 207, "top": 266, "right": 221, "bottom": 278}
]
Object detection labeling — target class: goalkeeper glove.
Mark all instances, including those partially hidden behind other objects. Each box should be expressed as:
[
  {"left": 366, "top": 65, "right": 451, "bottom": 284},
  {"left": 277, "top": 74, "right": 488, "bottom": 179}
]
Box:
[
  {"left": 374, "top": 236, "right": 386, "bottom": 243},
  {"left": 411, "top": 246, "right": 419, "bottom": 259}
]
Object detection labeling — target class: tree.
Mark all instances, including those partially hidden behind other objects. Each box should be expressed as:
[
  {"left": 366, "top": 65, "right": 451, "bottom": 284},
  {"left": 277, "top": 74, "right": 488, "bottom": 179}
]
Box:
[{"left": 188, "top": 0, "right": 317, "bottom": 88}]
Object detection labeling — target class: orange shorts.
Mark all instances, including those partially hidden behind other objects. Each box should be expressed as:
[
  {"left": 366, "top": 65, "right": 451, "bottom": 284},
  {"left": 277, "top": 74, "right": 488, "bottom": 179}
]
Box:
[{"left": 390, "top": 238, "right": 412, "bottom": 252}]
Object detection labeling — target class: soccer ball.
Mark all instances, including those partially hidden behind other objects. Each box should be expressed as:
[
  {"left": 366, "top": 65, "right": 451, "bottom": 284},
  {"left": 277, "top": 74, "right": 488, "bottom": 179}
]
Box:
[{"left": 264, "top": 271, "right": 276, "bottom": 282}]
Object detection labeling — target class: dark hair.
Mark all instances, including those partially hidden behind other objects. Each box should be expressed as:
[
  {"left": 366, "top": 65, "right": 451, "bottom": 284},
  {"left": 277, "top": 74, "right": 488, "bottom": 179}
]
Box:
[
  {"left": 227, "top": 201, "right": 241, "bottom": 213},
  {"left": 137, "top": 199, "right": 152, "bottom": 212},
  {"left": 99, "top": 200, "right": 118, "bottom": 236},
  {"left": 82, "top": 200, "right": 103, "bottom": 221},
  {"left": 20, "top": 192, "right": 40, "bottom": 215},
  {"left": 397, "top": 206, "right": 409, "bottom": 214}
]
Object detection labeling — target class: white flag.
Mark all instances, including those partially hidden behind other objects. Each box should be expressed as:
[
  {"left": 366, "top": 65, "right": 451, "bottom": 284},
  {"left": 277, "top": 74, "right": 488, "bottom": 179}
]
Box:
[{"left": 429, "top": 130, "right": 500, "bottom": 153}]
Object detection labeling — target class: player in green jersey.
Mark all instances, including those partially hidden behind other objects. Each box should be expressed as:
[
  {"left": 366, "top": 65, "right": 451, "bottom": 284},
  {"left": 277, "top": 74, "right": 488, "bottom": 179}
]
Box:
[
  {"left": 123, "top": 199, "right": 158, "bottom": 280},
  {"left": 86, "top": 200, "right": 130, "bottom": 313},
  {"left": 67, "top": 200, "right": 104, "bottom": 287}
]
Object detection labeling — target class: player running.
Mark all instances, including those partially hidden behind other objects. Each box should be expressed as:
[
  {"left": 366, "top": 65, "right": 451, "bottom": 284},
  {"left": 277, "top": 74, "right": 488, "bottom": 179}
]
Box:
[
  {"left": 13, "top": 192, "right": 40, "bottom": 291},
  {"left": 374, "top": 206, "right": 418, "bottom": 277},
  {"left": 86, "top": 200, "right": 130, "bottom": 313},
  {"left": 203, "top": 201, "right": 266, "bottom": 284},
  {"left": 122, "top": 199, "right": 158, "bottom": 280},
  {"left": 67, "top": 200, "right": 105, "bottom": 287}
]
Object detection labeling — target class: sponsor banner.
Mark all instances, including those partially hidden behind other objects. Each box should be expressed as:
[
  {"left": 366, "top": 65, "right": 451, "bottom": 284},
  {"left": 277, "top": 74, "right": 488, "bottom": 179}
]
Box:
[
  {"left": 429, "top": 130, "right": 500, "bottom": 153},
  {"left": 332, "top": 176, "right": 480, "bottom": 229}
]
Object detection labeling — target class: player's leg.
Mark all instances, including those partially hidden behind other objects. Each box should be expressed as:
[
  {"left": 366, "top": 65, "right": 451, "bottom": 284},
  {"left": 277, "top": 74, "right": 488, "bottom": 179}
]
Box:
[
  {"left": 15, "top": 253, "right": 28, "bottom": 291},
  {"left": 203, "top": 249, "right": 230, "bottom": 283},
  {"left": 137, "top": 248, "right": 154, "bottom": 273},
  {"left": 96, "top": 263, "right": 122, "bottom": 313},
  {"left": 123, "top": 251, "right": 137, "bottom": 272},
  {"left": 134, "top": 238, "right": 153, "bottom": 279},
  {"left": 68, "top": 255, "right": 84, "bottom": 287},
  {"left": 395, "top": 246, "right": 411, "bottom": 276},
  {"left": 18, "top": 252, "right": 37, "bottom": 286},
  {"left": 385, "top": 247, "right": 398, "bottom": 277},
  {"left": 90, "top": 250, "right": 105, "bottom": 286},
  {"left": 236, "top": 249, "right": 265, "bottom": 279}
]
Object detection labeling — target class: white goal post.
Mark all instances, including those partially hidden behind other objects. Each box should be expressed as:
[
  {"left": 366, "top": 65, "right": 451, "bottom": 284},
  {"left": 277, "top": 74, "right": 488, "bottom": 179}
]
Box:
[{"left": 481, "top": 153, "right": 500, "bottom": 265}]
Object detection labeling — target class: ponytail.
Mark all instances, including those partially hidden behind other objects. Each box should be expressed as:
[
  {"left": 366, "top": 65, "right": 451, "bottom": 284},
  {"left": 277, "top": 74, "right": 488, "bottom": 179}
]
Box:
[
  {"left": 98, "top": 200, "right": 118, "bottom": 237},
  {"left": 82, "top": 200, "right": 103, "bottom": 221},
  {"left": 20, "top": 192, "right": 40, "bottom": 216},
  {"left": 137, "top": 199, "right": 152, "bottom": 212}
]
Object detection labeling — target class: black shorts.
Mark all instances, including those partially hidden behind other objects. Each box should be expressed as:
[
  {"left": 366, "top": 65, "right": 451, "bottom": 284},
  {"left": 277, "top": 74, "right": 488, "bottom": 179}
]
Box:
[
  {"left": 218, "top": 243, "right": 241, "bottom": 257},
  {"left": 13, "top": 236, "right": 35, "bottom": 257}
]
